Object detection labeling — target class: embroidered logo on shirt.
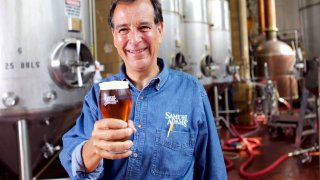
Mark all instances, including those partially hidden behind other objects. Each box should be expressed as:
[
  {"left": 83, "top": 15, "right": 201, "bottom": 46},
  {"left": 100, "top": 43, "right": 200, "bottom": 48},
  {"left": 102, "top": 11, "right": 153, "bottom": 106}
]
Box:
[
  {"left": 104, "top": 95, "right": 118, "bottom": 105},
  {"left": 165, "top": 112, "right": 188, "bottom": 127}
]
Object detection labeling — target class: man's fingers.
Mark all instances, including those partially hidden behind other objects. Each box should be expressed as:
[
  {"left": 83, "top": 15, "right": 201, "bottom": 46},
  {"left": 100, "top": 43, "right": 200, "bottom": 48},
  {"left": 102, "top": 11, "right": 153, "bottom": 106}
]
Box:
[
  {"left": 105, "top": 128, "right": 133, "bottom": 140},
  {"left": 92, "top": 128, "right": 132, "bottom": 141},
  {"left": 94, "top": 140, "right": 133, "bottom": 152},
  {"left": 128, "top": 120, "right": 137, "bottom": 133},
  {"left": 100, "top": 149, "right": 133, "bottom": 160},
  {"left": 93, "top": 140, "right": 133, "bottom": 160},
  {"left": 95, "top": 118, "right": 127, "bottom": 130}
]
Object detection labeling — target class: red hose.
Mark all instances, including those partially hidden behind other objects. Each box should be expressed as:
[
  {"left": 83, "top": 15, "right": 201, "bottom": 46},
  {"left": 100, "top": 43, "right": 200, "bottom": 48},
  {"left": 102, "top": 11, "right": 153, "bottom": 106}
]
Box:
[
  {"left": 278, "top": 98, "right": 291, "bottom": 110},
  {"left": 222, "top": 145, "right": 239, "bottom": 151},
  {"left": 224, "top": 124, "right": 291, "bottom": 179},
  {"left": 224, "top": 157, "right": 234, "bottom": 171},
  {"left": 239, "top": 153, "right": 289, "bottom": 178}
]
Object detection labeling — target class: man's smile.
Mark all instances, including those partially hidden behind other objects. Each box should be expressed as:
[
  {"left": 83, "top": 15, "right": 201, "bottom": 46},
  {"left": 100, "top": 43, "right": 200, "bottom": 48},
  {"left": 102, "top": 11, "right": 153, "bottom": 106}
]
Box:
[{"left": 126, "top": 47, "right": 148, "bottom": 54}]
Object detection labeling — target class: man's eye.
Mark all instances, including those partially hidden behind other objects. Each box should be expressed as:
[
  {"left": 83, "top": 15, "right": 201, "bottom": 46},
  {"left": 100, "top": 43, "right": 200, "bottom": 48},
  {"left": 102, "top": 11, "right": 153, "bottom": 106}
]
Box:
[
  {"left": 140, "top": 26, "right": 151, "bottom": 32},
  {"left": 119, "top": 28, "right": 129, "bottom": 34}
]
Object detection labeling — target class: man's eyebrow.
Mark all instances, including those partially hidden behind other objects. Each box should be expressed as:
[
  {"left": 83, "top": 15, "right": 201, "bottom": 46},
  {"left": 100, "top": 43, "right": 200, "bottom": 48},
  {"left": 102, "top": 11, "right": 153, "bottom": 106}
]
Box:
[
  {"left": 114, "top": 21, "right": 153, "bottom": 29},
  {"left": 114, "top": 23, "right": 128, "bottom": 29},
  {"left": 140, "top": 21, "right": 152, "bottom": 26}
]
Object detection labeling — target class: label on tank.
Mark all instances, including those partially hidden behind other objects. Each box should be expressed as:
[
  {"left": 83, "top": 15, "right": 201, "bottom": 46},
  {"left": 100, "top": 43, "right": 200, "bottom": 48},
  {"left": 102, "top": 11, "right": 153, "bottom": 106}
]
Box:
[
  {"left": 65, "top": 0, "right": 81, "bottom": 18},
  {"left": 2, "top": 61, "right": 40, "bottom": 71}
]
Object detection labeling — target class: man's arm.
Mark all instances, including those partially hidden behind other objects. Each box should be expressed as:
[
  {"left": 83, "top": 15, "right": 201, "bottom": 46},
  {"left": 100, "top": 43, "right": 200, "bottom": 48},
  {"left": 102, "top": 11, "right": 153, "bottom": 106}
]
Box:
[
  {"left": 194, "top": 91, "right": 227, "bottom": 180},
  {"left": 59, "top": 87, "right": 103, "bottom": 179}
]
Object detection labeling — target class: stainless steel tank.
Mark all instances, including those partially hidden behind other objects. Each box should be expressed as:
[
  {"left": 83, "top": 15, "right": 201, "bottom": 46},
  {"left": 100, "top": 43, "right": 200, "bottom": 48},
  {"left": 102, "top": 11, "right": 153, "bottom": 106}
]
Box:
[
  {"left": 299, "top": 0, "right": 320, "bottom": 95},
  {"left": 181, "top": 0, "right": 215, "bottom": 85},
  {"left": 0, "top": 0, "right": 95, "bottom": 178},
  {"left": 159, "top": 0, "right": 187, "bottom": 70},
  {"left": 208, "top": 0, "right": 233, "bottom": 83},
  {"left": 299, "top": 0, "right": 320, "bottom": 59}
]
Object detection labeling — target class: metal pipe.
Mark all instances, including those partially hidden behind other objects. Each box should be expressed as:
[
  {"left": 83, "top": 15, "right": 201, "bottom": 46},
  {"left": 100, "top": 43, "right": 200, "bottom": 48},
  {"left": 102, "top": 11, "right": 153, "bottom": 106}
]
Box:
[
  {"left": 214, "top": 85, "right": 220, "bottom": 119},
  {"left": 264, "top": 0, "right": 277, "bottom": 31},
  {"left": 258, "top": 0, "right": 265, "bottom": 33},
  {"left": 299, "top": 2, "right": 320, "bottom": 11},
  {"left": 89, "top": 0, "right": 97, "bottom": 60},
  {"left": 264, "top": 0, "right": 277, "bottom": 39},
  {"left": 17, "top": 120, "right": 32, "bottom": 180},
  {"left": 230, "top": 0, "right": 250, "bottom": 81},
  {"left": 224, "top": 88, "right": 230, "bottom": 122}
]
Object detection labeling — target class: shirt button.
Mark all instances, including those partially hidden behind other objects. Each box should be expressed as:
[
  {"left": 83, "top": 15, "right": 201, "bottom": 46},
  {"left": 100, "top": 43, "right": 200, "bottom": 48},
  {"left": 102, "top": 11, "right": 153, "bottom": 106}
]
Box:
[
  {"left": 133, "top": 153, "right": 138, "bottom": 158},
  {"left": 138, "top": 124, "right": 142, "bottom": 128},
  {"left": 140, "top": 96, "right": 144, "bottom": 100}
]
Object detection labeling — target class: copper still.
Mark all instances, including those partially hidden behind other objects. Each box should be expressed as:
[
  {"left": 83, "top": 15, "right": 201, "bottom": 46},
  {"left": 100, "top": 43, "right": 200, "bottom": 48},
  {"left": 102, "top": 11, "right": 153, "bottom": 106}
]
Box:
[{"left": 253, "top": 0, "right": 298, "bottom": 100}]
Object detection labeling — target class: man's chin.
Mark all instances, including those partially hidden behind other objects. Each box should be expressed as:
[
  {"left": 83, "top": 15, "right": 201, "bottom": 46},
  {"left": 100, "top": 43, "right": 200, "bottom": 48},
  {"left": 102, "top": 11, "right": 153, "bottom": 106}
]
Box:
[{"left": 124, "top": 60, "right": 147, "bottom": 71}]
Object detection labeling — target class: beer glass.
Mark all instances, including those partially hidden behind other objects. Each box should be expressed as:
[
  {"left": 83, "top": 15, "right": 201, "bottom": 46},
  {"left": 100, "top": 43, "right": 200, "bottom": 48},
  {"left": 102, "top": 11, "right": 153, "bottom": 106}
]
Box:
[{"left": 99, "top": 81, "right": 132, "bottom": 122}]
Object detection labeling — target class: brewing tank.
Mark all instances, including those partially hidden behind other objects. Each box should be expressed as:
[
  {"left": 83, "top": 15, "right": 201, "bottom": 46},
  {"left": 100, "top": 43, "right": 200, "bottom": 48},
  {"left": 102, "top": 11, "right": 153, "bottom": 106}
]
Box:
[
  {"left": 208, "top": 0, "right": 233, "bottom": 83},
  {"left": 159, "top": 0, "right": 187, "bottom": 70},
  {"left": 299, "top": 0, "right": 320, "bottom": 59},
  {"left": 0, "top": 0, "right": 95, "bottom": 177},
  {"left": 253, "top": 0, "right": 298, "bottom": 99},
  {"left": 299, "top": 0, "right": 320, "bottom": 95},
  {"left": 181, "top": 0, "right": 215, "bottom": 85}
]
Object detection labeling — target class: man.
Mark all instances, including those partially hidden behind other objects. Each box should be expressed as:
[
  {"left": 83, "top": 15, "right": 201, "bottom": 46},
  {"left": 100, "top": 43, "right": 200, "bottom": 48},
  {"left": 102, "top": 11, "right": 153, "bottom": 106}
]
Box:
[{"left": 59, "top": 0, "right": 227, "bottom": 179}]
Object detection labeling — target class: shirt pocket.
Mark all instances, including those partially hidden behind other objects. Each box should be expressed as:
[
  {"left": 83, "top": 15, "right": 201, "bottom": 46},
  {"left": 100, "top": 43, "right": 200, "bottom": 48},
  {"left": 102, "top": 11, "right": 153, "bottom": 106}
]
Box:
[{"left": 151, "top": 129, "right": 195, "bottom": 179}]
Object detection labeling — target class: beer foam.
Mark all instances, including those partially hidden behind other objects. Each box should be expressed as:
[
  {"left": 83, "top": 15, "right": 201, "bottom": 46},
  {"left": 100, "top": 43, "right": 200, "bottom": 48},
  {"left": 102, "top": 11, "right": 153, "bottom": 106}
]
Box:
[{"left": 99, "top": 81, "right": 129, "bottom": 90}]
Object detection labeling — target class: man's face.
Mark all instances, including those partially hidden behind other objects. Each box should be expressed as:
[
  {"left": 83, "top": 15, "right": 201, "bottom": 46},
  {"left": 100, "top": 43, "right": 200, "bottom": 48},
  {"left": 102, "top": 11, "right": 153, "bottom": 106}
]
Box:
[{"left": 111, "top": 0, "right": 163, "bottom": 73}]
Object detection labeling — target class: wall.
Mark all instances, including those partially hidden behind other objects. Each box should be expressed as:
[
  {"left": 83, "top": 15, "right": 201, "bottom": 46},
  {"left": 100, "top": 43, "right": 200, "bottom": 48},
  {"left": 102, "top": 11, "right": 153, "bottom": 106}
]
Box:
[
  {"left": 246, "top": 0, "right": 301, "bottom": 34},
  {"left": 95, "top": 0, "right": 122, "bottom": 77}
]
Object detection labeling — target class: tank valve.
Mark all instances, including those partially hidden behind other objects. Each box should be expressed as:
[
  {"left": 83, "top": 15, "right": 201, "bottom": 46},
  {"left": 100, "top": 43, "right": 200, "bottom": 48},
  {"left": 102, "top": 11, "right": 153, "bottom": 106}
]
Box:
[
  {"left": 42, "top": 142, "right": 61, "bottom": 159},
  {"left": 2, "top": 92, "right": 19, "bottom": 107},
  {"left": 227, "top": 64, "right": 239, "bottom": 75},
  {"left": 49, "top": 39, "right": 95, "bottom": 89},
  {"left": 201, "top": 55, "right": 219, "bottom": 77},
  {"left": 171, "top": 52, "right": 188, "bottom": 71}
]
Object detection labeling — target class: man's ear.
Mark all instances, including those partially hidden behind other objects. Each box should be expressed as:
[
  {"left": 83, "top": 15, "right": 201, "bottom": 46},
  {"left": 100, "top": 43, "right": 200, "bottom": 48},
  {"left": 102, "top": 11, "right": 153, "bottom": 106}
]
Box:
[
  {"left": 158, "top": 22, "right": 164, "bottom": 43},
  {"left": 111, "top": 29, "right": 118, "bottom": 48}
]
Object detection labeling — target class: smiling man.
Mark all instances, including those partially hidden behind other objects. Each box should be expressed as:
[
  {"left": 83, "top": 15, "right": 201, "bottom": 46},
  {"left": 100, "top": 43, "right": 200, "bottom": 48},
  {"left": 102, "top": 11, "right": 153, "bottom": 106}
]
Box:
[{"left": 59, "top": 0, "right": 227, "bottom": 179}]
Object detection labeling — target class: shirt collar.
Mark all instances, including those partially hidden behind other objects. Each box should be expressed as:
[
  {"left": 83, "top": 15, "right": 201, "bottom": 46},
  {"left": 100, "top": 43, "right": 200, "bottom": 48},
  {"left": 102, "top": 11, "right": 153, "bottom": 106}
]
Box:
[{"left": 119, "top": 58, "right": 169, "bottom": 91}]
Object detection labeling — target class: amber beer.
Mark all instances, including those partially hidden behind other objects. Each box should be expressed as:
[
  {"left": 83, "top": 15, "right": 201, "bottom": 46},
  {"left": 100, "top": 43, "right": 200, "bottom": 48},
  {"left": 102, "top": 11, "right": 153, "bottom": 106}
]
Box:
[{"left": 99, "top": 81, "right": 132, "bottom": 122}]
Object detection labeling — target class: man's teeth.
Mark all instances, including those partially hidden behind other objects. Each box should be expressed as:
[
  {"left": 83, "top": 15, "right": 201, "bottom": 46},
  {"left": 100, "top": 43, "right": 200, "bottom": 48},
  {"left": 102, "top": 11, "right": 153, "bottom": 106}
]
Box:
[{"left": 128, "top": 49, "right": 145, "bottom": 53}]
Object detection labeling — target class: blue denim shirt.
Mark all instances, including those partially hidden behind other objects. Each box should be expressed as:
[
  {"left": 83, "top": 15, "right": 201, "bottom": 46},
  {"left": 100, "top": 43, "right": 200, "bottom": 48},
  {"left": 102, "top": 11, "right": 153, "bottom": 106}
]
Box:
[{"left": 59, "top": 59, "right": 226, "bottom": 180}]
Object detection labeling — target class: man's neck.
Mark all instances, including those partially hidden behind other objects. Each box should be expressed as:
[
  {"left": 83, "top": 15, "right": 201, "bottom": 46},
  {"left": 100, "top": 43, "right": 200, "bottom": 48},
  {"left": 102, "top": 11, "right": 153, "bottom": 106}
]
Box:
[{"left": 126, "top": 65, "right": 160, "bottom": 90}]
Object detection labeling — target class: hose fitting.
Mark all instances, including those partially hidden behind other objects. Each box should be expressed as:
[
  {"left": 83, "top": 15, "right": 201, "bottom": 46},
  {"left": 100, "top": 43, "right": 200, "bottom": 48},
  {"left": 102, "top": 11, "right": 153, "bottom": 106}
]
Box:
[{"left": 288, "top": 145, "right": 319, "bottom": 157}]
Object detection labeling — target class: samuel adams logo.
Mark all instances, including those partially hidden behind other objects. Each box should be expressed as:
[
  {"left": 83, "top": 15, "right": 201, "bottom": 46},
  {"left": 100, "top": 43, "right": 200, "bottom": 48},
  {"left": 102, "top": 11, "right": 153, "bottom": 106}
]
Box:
[
  {"left": 104, "top": 95, "right": 118, "bottom": 106},
  {"left": 165, "top": 112, "right": 188, "bottom": 127}
]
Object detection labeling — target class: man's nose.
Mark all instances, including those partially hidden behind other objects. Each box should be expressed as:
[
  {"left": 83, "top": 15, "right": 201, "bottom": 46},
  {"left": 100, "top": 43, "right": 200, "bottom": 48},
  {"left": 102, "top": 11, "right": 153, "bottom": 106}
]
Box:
[{"left": 128, "top": 29, "right": 142, "bottom": 43}]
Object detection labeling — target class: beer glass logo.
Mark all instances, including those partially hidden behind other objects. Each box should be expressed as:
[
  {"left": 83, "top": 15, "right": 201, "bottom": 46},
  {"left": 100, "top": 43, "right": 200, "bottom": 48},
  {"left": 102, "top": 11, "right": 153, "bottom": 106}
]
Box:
[{"left": 104, "top": 95, "right": 118, "bottom": 105}]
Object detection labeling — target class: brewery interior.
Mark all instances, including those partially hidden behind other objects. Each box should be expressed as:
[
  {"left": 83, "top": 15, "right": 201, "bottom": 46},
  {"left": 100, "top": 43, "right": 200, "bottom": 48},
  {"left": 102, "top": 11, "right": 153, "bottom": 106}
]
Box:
[{"left": 0, "top": 0, "right": 320, "bottom": 179}]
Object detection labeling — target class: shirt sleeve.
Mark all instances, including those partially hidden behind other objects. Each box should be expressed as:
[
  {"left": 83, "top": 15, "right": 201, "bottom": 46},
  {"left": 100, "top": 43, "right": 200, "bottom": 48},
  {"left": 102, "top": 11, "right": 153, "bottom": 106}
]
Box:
[
  {"left": 194, "top": 90, "right": 227, "bottom": 180},
  {"left": 59, "top": 85, "right": 104, "bottom": 179},
  {"left": 71, "top": 141, "right": 104, "bottom": 179}
]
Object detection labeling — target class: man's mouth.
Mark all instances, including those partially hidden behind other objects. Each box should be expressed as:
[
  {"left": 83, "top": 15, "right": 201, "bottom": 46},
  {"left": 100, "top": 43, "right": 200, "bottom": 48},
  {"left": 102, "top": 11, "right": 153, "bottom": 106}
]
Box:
[{"left": 127, "top": 47, "right": 148, "bottom": 54}]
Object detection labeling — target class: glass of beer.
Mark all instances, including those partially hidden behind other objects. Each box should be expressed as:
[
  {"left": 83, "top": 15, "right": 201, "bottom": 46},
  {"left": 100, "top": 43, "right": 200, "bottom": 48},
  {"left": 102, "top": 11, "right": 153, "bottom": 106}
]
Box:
[{"left": 99, "top": 81, "right": 132, "bottom": 122}]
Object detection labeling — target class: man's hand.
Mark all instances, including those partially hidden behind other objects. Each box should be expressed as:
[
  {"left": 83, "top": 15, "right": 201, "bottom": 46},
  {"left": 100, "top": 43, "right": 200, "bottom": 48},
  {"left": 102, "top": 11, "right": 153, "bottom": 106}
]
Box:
[
  {"left": 92, "top": 118, "right": 136, "bottom": 158},
  {"left": 82, "top": 119, "right": 136, "bottom": 172}
]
